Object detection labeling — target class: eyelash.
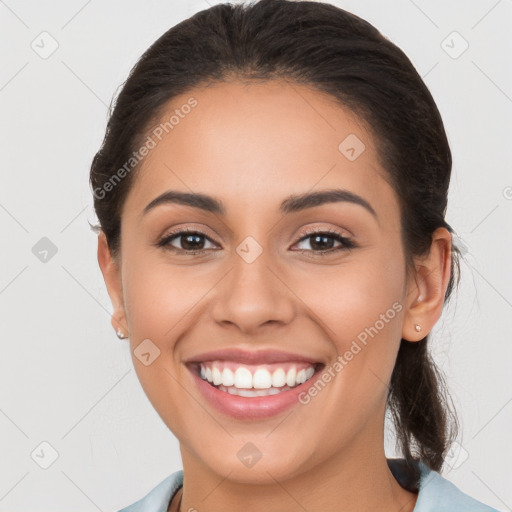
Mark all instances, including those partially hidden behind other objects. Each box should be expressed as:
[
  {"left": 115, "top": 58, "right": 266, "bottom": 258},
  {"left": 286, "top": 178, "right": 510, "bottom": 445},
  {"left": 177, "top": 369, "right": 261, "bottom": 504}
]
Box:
[{"left": 156, "top": 226, "right": 356, "bottom": 257}]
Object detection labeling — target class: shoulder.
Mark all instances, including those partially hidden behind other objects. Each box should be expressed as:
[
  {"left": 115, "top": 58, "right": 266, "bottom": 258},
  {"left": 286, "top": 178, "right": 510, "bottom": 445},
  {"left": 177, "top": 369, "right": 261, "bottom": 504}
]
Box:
[
  {"left": 116, "top": 470, "right": 184, "bottom": 512},
  {"left": 414, "top": 460, "right": 500, "bottom": 511}
]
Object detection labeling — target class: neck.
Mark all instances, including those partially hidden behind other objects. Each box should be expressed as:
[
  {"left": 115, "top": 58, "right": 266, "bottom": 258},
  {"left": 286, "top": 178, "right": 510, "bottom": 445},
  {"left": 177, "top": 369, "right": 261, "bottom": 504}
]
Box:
[{"left": 175, "top": 423, "right": 418, "bottom": 512}]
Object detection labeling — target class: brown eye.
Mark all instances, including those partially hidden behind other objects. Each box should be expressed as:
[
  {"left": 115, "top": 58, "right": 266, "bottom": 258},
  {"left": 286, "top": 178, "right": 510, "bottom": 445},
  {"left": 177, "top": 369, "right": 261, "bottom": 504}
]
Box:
[
  {"left": 157, "top": 229, "right": 217, "bottom": 254},
  {"left": 292, "top": 229, "right": 355, "bottom": 255}
]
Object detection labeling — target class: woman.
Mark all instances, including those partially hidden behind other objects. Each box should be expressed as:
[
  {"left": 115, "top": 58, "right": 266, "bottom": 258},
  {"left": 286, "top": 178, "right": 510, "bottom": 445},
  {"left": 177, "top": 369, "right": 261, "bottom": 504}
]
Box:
[{"left": 90, "top": 1, "right": 500, "bottom": 510}]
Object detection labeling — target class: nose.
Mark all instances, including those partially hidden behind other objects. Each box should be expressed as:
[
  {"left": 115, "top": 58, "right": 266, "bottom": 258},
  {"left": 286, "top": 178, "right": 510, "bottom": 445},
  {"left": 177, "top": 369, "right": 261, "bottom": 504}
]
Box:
[{"left": 211, "top": 246, "right": 296, "bottom": 335}]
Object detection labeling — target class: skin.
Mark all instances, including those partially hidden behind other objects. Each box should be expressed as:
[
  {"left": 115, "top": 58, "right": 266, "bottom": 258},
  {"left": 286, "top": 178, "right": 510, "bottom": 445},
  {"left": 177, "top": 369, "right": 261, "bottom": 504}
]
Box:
[{"left": 98, "top": 79, "right": 452, "bottom": 512}]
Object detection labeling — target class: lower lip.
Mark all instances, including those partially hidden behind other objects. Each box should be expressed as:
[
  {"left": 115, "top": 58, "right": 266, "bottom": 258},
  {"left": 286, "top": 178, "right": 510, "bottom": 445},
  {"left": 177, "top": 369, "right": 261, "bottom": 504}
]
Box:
[{"left": 188, "top": 364, "right": 325, "bottom": 420}]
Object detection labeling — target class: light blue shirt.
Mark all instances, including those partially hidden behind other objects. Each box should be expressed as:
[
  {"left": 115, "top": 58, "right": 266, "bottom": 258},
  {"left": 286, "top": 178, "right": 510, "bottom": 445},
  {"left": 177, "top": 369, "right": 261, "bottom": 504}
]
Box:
[{"left": 117, "top": 458, "right": 499, "bottom": 511}]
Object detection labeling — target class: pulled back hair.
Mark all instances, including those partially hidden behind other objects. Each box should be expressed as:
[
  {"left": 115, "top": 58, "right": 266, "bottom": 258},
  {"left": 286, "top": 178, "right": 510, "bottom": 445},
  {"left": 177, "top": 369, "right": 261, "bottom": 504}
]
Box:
[{"left": 90, "top": 0, "right": 460, "bottom": 484}]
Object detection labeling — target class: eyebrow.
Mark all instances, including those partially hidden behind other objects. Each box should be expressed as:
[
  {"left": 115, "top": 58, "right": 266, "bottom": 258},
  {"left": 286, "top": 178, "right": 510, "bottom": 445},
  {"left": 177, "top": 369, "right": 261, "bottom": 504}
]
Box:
[{"left": 141, "top": 188, "right": 378, "bottom": 220}]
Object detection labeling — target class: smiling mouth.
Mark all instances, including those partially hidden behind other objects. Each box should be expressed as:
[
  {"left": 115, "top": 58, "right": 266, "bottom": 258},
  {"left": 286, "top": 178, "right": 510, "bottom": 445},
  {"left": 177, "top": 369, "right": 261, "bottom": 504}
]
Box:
[{"left": 188, "top": 360, "right": 325, "bottom": 397}]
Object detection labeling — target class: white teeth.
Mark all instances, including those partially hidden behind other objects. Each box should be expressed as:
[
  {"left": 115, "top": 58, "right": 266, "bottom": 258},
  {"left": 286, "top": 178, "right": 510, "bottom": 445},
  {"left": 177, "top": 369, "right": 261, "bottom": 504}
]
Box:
[
  {"left": 234, "top": 367, "right": 253, "bottom": 389},
  {"left": 296, "top": 369, "right": 306, "bottom": 384},
  {"left": 237, "top": 388, "right": 260, "bottom": 397},
  {"left": 221, "top": 367, "right": 234, "bottom": 386},
  {"left": 218, "top": 384, "right": 291, "bottom": 397},
  {"left": 271, "top": 368, "right": 286, "bottom": 387},
  {"left": 285, "top": 367, "right": 296, "bottom": 387},
  {"left": 198, "top": 361, "right": 318, "bottom": 391},
  {"left": 253, "top": 368, "right": 272, "bottom": 389},
  {"left": 212, "top": 367, "right": 222, "bottom": 386}
]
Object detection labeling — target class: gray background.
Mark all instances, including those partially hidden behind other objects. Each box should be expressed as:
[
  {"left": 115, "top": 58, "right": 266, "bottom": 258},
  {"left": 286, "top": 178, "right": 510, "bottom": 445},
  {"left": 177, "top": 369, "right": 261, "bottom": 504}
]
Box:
[{"left": 0, "top": 0, "right": 511, "bottom": 510}]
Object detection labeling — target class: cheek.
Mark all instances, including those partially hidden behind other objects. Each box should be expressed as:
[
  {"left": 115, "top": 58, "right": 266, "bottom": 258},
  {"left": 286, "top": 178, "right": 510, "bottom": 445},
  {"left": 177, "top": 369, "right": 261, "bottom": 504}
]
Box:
[
  {"left": 120, "top": 256, "right": 207, "bottom": 439},
  {"left": 122, "top": 254, "right": 213, "bottom": 340},
  {"left": 296, "top": 251, "right": 403, "bottom": 330},
  {"left": 285, "top": 252, "right": 406, "bottom": 435},
  {"left": 289, "top": 248, "right": 405, "bottom": 382},
  {"left": 120, "top": 252, "right": 227, "bottom": 417}
]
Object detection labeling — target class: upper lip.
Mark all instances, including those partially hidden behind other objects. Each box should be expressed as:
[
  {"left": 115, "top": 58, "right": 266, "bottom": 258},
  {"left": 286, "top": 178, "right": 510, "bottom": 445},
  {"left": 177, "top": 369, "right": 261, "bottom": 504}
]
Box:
[{"left": 184, "top": 348, "right": 323, "bottom": 366}]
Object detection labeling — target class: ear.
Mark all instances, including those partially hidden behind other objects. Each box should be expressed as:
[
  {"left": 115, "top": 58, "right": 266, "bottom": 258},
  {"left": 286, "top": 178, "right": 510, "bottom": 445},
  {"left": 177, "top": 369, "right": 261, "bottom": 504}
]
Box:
[
  {"left": 402, "top": 227, "right": 452, "bottom": 342},
  {"left": 97, "top": 230, "right": 128, "bottom": 337}
]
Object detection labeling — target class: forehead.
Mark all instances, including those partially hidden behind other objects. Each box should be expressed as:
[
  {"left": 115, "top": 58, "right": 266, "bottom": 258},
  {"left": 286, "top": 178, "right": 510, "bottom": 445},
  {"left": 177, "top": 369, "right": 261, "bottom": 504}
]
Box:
[{"left": 123, "top": 79, "right": 397, "bottom": 221}]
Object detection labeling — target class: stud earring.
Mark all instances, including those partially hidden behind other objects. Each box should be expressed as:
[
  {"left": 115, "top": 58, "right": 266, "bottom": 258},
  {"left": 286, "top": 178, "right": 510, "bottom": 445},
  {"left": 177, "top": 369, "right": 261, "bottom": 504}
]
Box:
[
  {"left": 414, "top": 324, "right": 422, "bottom": 332},
  {"left": 116, "top": 328, "right": 128, "bottom": 339}
]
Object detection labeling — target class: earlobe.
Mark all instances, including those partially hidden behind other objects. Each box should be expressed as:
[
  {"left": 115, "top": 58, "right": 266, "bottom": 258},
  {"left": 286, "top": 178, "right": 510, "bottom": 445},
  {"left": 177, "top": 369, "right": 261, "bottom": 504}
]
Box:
[
  {"left": 97, "top": 231, "right": 129, "bottom": 337},
  {"left": 401, "top": 227, "right": 452, "bottom": 342}
]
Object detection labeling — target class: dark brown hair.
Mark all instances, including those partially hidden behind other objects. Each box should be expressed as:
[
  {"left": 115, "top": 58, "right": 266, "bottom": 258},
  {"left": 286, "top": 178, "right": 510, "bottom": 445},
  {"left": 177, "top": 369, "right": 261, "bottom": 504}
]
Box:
[{"left": 90, "top": 0, "right": 460, "bottom": 484}]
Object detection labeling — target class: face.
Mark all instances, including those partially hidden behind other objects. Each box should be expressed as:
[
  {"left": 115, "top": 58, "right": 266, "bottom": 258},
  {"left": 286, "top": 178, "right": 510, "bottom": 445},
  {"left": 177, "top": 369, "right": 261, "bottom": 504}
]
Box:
[{"left": 104, "top": 79, "right": 420, "bottom": 483}]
